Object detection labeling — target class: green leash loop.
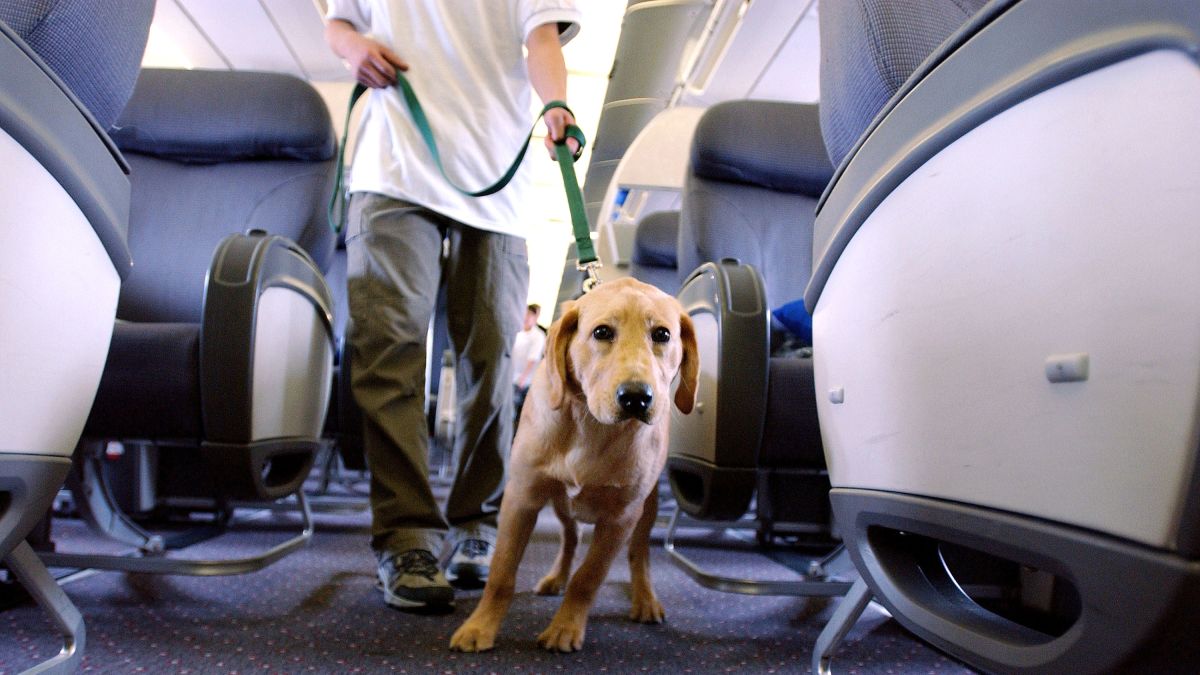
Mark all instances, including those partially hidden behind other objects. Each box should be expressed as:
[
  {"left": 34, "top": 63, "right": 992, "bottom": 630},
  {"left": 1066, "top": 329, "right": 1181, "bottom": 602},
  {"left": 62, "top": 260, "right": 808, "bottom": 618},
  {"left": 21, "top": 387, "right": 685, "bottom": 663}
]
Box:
[{"left": 327, "top": 78, "right": 599, "bottom": 274}]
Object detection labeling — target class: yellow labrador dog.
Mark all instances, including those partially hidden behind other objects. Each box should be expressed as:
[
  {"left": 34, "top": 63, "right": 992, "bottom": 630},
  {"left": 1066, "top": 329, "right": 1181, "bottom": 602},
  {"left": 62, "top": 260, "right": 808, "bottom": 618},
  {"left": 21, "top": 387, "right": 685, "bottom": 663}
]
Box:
[{"left": 450, "top": 277, "right": 698, "bottom": 653}]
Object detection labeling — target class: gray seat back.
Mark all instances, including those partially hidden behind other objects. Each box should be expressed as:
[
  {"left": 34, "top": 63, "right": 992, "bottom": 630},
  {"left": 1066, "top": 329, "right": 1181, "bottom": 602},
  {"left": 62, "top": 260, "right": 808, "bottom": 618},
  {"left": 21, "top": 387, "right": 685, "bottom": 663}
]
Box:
[
  {"left": 818, "top": 0, "right": 989, "bottom": 168},
  {"left": 679, "top": 100, "right": 832, "bottom": 307},
  {"left": 630, "top": 210, "right": 681, "bottom": 294},
  {"left": 0, "top": 0, "right": 153, "bottom": 130},
  {"left": 109, "top": 69, "right": 338, "bottom": 323}
]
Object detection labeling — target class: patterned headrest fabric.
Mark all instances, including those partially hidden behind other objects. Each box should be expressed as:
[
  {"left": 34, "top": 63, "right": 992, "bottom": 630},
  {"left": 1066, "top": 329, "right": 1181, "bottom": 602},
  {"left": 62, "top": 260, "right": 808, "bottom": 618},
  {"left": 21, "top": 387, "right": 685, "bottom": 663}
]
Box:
[
  {"left": 819, "top": 0, "right": 989, "bottom": 168},
  {"left": 0, "top": 0, "right": 154, "bottom": 130},
  {"left": 690, "top": 100, "right": 833, "bottom": 197},
  {"left": 110, "top": 68, "right": 336, "bottom": 163},
  {"left": 0, "top": 0, "right": 54, "bottom": 37}
]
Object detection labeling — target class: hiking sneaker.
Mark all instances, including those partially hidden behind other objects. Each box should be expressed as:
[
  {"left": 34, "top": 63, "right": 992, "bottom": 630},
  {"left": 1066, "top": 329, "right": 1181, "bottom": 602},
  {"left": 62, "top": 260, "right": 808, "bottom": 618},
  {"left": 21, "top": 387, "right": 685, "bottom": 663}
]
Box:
[
  {"left": 444, "top": 538, "right": 493, "bottom": 589},
  {"left": 377, "top": 549, "right": 454, "bottom": 612}
]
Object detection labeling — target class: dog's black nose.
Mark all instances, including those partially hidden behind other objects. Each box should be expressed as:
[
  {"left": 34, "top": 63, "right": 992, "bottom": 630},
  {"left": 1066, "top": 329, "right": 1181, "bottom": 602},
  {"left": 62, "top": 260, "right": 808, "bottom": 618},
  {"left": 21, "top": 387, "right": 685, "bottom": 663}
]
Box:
[{"left": 616, "top": 381, "right": 653, "bottom": 420}]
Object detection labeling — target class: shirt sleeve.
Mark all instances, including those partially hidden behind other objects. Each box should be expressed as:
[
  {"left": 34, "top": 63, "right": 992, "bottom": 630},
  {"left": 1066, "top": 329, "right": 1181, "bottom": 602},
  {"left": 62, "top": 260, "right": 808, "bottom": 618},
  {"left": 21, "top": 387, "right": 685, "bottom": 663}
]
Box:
[
  {"left": 325, "top": 0, "right": 371, "bottom": 33},
  {"left": 518, "top": 0, "right": 583, "bottom": 45},
  {"left": 532, "top": 331, "right": 547, "bottom": 360}
]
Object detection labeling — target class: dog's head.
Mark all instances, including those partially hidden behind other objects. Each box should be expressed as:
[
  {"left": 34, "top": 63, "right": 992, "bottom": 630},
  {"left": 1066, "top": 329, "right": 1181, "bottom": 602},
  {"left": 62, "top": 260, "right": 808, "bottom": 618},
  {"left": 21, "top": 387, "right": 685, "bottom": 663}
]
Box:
[{"left": 546, "top": 277, "right": 698, "bottom": 425}]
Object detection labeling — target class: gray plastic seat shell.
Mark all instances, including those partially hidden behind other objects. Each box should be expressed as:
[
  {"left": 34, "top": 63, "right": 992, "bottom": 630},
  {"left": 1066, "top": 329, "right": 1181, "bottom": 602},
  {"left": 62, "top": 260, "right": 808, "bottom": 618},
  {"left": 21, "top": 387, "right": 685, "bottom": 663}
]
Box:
[
  {"left": 0, "top": 20, "right": 132, "bottom": 277},
  {"left": 805, "top": 0, "right": 1200, "bottom": 313},
  {"left": 807, "top": 1, "right": 1200, "bottom": 672}
]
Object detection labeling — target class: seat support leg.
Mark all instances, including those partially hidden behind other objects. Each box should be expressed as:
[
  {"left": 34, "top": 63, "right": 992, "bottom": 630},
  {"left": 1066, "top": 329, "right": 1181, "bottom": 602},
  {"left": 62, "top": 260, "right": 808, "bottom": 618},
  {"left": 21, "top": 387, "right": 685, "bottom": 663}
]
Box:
[
  {"left": 811, "top": 577, "right": 873, "bottom": 675},
  {"left": 67, "top": 444, "right": 164, "bottom": 553},
  {"left": 40, "top": 491, "right": 313, "bottom": 576},
  {"left": 663, "top": 506, "right": 854, "bottom": 597},
  {"left": 4, "top": 540, "right": 85, "bottom": 675}
]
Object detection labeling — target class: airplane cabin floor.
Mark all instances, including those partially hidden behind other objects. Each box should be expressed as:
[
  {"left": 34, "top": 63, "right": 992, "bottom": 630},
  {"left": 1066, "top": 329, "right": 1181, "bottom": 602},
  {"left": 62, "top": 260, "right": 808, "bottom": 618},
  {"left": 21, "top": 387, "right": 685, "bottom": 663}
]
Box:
[{"left": 0, "top": 474, "right": 974, "bottom": 674}]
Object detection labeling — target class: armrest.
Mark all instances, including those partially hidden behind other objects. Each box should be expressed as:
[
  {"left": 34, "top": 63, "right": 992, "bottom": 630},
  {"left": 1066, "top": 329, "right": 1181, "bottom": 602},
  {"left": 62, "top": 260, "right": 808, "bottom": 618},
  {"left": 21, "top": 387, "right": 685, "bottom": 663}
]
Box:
[
  {"left": 668, "top": 260, "right": 769, "bottom": 520},
  {"left": 201, "top": 229, "right": 334, "bottom": 441},
  {"left": 199, "top": 230, "right": 335, "bottom": 500},
  {"left": 200, "top": 227, "right": 333, "bottom": 441}
]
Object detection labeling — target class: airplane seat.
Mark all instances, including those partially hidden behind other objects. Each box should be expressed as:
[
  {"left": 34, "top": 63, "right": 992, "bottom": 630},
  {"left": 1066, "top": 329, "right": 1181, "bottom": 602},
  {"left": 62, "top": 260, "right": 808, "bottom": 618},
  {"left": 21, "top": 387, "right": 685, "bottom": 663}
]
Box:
[
  {"left": 663, "top": 101, "right": 850, "bottom": 597},
  {"left": 629, "top": 209, "right": 681, "bottom": 294},
  {"left": 667, "top": 99, "right": 833, "bottom": 524},
  {"left": 46, "top": 68, "right": 339, "bottom": 575},
  {"left": 676, "top": 99, "right": 831, "bottom": 308},
  {"left": 0, "top": 0, "right": 152, "bottom": 669},
  {"left": 810, "top": 1, "right": 1200, "bottom": 672}
]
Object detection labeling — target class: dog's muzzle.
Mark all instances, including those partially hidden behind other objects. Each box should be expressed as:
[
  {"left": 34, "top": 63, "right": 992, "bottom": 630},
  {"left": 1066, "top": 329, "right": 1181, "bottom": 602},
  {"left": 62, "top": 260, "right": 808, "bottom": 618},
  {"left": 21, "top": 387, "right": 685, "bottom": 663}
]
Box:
[{"left": 615, "top": 381, "right": 653, "bottom": 423}]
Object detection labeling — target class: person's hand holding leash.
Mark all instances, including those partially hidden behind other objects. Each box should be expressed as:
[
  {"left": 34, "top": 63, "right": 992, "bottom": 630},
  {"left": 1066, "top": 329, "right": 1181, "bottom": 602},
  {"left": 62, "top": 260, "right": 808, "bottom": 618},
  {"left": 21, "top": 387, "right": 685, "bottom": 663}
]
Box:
[
  {"left": 543, "top": 107, "right": 581, "bottom": 160},
  {"left": 326, "top": 19, "right": 408, "bottom": 89}
]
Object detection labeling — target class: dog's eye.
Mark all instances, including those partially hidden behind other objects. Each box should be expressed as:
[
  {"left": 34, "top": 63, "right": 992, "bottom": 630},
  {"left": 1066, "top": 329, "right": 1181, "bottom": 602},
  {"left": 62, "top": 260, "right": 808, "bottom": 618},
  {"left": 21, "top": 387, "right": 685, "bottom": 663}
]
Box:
[
  {"left": 592, "top": 325, "right": 614, "bottom": 341},
  {"left": 651, "top": 327, "right": 671, "bottom": 343}
]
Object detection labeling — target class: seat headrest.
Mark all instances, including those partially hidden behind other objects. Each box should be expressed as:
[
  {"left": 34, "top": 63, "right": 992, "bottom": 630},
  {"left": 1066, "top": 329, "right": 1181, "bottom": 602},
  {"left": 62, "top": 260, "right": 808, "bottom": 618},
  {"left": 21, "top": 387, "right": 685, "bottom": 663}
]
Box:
[
  {"left": 690, "top": 100, "right": 833, "bottom": 197},
  {"left": 110, "top": 68, "right": 336, "bottom": 163},
  {"left": 632, "top": 210, "right": 679, "bottom": 268}
]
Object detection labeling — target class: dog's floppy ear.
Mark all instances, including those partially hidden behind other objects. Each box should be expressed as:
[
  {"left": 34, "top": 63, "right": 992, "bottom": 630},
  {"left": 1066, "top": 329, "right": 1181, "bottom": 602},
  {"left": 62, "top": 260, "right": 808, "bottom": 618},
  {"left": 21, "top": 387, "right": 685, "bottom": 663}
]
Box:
[
  {"left": 673, "top": 312, "right": 699, "bottom": 414},
  {"left": 546, "top": 303, "right": 579, "bottom": 410}
]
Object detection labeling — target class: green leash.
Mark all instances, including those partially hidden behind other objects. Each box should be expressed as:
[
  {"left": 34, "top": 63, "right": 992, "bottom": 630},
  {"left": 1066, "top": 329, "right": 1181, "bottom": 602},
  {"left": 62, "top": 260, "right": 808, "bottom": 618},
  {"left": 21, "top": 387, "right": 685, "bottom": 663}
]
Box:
[{"left": 328, "top": 78, "right": 601, "bottom": 288}]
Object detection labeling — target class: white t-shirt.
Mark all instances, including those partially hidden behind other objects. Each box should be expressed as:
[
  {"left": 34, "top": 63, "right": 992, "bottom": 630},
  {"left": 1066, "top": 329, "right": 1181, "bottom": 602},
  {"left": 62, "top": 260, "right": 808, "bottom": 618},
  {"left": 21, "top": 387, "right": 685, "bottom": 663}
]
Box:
[
  {"left": 512, "top": 327, "right": 546, "bottom": 387},
  {"left": 326, "top": 0, "right": 581, "bottom": 238}
]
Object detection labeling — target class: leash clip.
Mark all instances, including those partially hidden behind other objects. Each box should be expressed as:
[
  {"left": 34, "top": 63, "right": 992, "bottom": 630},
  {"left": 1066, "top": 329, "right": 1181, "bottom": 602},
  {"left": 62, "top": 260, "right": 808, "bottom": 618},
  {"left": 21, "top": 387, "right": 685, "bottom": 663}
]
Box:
[{"left": 577, "top": 260, "right": 603, "bottom": 293}]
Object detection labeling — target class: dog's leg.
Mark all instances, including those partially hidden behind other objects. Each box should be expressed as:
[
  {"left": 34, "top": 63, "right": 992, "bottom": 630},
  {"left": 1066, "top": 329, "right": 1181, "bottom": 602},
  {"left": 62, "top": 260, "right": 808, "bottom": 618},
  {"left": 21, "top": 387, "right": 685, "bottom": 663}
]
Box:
[
  {"left": 537, "top": 513, "right": 636, "bottom": 652},
  {"left": 627, "top": 485, "right": 665, "bottom": 623},
  {"left": 450, "top": 477, "right": 546, "bottom": 653},
  {"left": 534, "top": 489, "right": 577, "bottom": 596}
]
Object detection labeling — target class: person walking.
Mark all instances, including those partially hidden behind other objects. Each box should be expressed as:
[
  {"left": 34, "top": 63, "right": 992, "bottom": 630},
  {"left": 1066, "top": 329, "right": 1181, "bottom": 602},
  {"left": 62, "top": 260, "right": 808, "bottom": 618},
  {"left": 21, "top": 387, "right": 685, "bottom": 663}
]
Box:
[
  {"left": 324, "top": 0, "right": 582, "bottom": 612},
  {"left": 511, "top": 303, "right": 546, "bottom": 426}
]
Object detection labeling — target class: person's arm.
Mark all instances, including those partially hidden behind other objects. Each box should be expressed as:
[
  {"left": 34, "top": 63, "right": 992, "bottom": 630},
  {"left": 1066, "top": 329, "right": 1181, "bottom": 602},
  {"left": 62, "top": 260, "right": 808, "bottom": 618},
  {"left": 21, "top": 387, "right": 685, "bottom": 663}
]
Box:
[
  {"left": 526, "top": 22, "right": 581, "bottom": 158},
  {"left": 517, "top": 360, "right": 538, "bottom": 388},
  {"left": 324, "top": 18, "right": 408, "bottom": 89}
]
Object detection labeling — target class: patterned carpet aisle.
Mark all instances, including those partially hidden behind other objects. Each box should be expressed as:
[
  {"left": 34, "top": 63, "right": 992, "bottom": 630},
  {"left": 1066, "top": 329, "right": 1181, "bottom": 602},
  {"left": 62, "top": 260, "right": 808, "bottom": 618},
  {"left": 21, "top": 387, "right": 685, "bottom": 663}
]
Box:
[{"left": 0, "top": 499, "right": 974, "bottom": 674}]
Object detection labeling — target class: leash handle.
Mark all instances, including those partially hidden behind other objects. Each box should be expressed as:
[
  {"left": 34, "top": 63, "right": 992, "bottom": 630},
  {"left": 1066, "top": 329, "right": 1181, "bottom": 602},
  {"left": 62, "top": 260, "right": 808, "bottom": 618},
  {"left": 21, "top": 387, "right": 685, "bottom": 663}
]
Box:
[{"left": 327, "top": 77, "right": 600, "bottom": 288}]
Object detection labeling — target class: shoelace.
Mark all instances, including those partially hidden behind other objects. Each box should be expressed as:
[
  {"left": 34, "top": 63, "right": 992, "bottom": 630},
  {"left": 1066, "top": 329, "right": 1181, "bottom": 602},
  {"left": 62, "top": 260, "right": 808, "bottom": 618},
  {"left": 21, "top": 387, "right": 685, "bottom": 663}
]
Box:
[
  {"left": 457, "top": 539, "right": 490, "bottom": 559},
  {"left": 394, "top": 550, "right": 440, "bottom": 580}
]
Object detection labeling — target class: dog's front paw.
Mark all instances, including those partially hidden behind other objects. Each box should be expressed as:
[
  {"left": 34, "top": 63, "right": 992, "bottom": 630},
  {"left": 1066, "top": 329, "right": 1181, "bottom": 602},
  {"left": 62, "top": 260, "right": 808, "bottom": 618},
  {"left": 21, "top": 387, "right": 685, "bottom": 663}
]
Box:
[
  {"left": 630, "top": 592, "right": 665, "bottom": 624},
  {"left": 537, "top": 620, "right": 586, "bottom": 652},
  {"left": 450, "top": 620, "right": 497, "bottom": 653},
  {"left": 533, "top": 573, "right": 566, "bottom": 596}
]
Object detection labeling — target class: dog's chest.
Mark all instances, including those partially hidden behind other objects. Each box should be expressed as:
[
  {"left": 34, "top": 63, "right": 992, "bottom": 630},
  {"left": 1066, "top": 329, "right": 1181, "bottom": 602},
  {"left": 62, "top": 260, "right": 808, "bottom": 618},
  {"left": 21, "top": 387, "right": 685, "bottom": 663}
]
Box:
[
  {"left": 564, "top": 483, "right": 641, "bottom": 524},
  {"left": 539, "top": 424, "right": 665, "bottom": 523}
]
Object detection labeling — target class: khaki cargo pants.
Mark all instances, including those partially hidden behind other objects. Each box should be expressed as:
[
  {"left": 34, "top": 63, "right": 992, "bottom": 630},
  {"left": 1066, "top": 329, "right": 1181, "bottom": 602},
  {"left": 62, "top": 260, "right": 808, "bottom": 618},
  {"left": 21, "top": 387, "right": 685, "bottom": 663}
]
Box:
[{"left": 345, "top": 192, "right": 528, "bottom": 557}]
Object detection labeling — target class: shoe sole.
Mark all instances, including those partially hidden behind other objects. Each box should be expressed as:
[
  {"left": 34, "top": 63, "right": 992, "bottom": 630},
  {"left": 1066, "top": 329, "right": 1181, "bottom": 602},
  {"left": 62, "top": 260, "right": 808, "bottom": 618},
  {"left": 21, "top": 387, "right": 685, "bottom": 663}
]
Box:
[
  {"left": 445, "top": 562, "right": 488, "bottom": 590},
  {"left": 377, "top": 580, "right": 455, "bottom": 613}
]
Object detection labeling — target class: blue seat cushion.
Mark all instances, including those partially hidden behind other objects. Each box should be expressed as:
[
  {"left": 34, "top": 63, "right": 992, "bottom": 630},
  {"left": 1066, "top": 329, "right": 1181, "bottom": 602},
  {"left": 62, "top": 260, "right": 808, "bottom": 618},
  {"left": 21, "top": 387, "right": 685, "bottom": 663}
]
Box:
[{"left": 772, "top": 298, "right": 812, "bottom": 345}]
